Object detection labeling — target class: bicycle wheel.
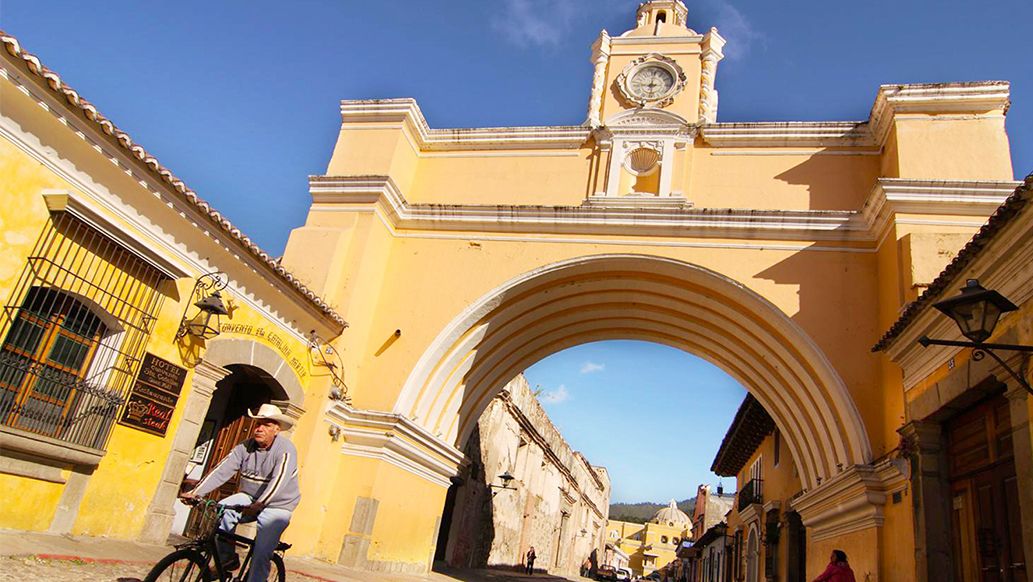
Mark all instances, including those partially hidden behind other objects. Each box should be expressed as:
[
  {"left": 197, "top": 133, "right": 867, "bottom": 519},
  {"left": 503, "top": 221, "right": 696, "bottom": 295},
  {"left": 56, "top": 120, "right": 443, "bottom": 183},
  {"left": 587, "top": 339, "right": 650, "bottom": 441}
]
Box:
[
  {"left": 267, "top": 554, "right": 287, "bottom": 582},
  {"left": 143, "top": 548, "right": 211, "bottom": 582}
]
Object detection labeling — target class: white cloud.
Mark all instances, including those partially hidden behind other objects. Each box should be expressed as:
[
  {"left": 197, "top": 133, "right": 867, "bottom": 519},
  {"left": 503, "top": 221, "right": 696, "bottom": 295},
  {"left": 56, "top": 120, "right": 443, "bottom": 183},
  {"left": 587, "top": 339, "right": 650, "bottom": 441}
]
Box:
[
  {"left": 490, "top": 0, "right": 623, "bottom": 49},
  {"left": 702, "top": 0, "right": 763, "bottom": 61},
  {"left": 540, "top": 384, "right": 571, "bottom": 404},
  {"left": 580, "top": 361, "right": 605, "bottom": 374}
]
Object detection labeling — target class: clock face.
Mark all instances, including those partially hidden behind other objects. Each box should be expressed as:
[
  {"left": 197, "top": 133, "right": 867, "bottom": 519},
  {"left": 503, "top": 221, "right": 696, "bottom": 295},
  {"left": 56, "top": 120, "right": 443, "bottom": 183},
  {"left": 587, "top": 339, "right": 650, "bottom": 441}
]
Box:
[{"left": 629, "top": 66, "right": 676, "bottom": 101}]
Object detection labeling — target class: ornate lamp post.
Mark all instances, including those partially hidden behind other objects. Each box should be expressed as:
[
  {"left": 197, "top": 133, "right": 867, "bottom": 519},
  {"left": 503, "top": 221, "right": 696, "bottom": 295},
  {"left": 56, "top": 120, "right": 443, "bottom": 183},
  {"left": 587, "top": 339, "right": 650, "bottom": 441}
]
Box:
[{"left": 919, "top": 279, "right": 1033, "bottom": 394}]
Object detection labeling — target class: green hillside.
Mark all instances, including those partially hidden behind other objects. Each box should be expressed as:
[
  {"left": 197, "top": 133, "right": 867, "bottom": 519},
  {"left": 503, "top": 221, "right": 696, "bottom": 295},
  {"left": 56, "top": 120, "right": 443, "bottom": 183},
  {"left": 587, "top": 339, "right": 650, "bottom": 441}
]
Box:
[{"left": 609, "top": 498, "right": 695, "bottom": 524}]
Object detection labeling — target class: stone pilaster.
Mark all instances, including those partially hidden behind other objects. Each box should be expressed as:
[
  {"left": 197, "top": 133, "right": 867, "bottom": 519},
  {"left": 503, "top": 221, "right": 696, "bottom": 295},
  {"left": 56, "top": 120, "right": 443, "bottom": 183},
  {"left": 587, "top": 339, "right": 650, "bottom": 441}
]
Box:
[
  {"left": 139, "top": 360, "right": 229, "bottom": 543},
  {"left": 698, "top": 28, "right": 725, "bottom": 124},
  {"left": 1005, "top": 383, "right": 1033, "bottom": 574},
  {"left": 900, "top": 420, "right": 954, "bottom": 582},
  {"left": 586, "top": 30, "right": 611, "bottom": 128}
]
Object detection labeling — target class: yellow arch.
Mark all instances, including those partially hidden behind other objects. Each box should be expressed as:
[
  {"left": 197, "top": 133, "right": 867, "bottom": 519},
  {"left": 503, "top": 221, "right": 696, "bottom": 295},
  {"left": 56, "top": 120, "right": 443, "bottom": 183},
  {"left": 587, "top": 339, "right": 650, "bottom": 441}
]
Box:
[{"left": 393, "top": 254, "right": 871, "bottom": 489}]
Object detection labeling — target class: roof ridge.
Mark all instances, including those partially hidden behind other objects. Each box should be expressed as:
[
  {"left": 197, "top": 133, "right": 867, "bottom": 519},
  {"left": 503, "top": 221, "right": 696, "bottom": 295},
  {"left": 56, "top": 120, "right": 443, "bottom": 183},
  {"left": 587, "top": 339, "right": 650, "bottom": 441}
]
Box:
[{"left": 0, "top": 30, "right": 346, "bottom": 331}]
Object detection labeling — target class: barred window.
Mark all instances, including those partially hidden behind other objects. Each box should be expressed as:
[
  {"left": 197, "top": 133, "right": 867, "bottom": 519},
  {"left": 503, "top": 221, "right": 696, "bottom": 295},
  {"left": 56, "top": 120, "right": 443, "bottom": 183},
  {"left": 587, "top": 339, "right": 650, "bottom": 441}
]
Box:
[{"left": 0, "top": 212, "right": 166, "bottom": 451}]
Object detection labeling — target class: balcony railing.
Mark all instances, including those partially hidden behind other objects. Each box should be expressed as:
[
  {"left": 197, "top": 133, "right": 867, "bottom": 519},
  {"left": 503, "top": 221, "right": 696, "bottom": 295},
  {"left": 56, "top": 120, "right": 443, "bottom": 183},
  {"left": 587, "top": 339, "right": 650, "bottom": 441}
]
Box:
[{"left": 737, "top": 478, "right": 763, "bottom": 512}]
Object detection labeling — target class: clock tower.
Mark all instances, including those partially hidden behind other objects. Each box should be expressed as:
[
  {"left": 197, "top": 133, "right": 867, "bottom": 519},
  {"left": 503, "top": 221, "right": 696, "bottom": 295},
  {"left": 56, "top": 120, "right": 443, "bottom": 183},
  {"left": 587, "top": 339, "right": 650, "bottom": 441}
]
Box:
[{"left": 586, "top": 0, "right": 725, "bottom": 201}]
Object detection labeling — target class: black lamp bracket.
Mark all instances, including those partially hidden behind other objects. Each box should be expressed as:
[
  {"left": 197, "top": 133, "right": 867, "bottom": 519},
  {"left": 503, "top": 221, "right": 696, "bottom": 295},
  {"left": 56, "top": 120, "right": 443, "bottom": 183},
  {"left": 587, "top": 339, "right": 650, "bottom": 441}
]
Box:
[
  {"left": 176, "top": 271, "right": 229, "bottom": 340},
  {"left": 918, "top": 335, "right": 1033, "bottom": 395}
]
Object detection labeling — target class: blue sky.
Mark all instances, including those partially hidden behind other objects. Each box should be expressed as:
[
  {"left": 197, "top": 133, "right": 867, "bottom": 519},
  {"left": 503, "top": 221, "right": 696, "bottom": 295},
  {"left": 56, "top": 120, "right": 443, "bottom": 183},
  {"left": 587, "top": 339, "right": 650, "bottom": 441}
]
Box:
[
  {"left": 2, "top": 1, "right": 1030, "bottom": 502},
  {"left": 524, "top": 341, "right": 746, "bottom": 503},
  {"left": 2, "top": 0, "right": 1029, "bottom": 255}
]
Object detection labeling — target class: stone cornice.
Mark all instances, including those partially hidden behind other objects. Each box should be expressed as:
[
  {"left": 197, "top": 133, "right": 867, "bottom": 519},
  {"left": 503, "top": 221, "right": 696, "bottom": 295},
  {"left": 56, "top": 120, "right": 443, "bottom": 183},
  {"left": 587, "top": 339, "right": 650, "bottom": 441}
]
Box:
[
  {"left": 341, "top": 82, "right": 1009, "bottom": 152},
  {"left": 326, "top": 403, "right": 465, "bottom": 488},
  {"left": 861, "top": 178, "right": 1020, "bottom": 244},
  {"left": 793, "top": 460, "right": 907, "bottom": 541},
  {"left": 309, "top": 175, "right": 1011, "bottom": 246},
  {"left": 340, "top": 99, "right": 590, "bottom": 151},
  {"left": 868, "top": 81, "right": 1011, "bottom": 145},
  {"left": 701, "top": 122, "right": 871, "bottom": 147}
]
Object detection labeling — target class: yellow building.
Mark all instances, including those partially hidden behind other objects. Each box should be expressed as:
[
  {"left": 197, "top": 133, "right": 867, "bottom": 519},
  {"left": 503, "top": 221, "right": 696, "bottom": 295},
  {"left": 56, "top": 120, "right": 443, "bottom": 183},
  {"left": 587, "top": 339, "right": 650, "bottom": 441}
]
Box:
[
  {"left": 0, "top": 31, "right": 346, "bottom": 546},
  {"left": 0, "top": 0, "right": 1027, "bottom": 577},
  {"left": 875, "top": 174, "right": 1033, "bottom": 582},
  {"left": 607, "top": 501, "right": 692, "bottom": 576}
]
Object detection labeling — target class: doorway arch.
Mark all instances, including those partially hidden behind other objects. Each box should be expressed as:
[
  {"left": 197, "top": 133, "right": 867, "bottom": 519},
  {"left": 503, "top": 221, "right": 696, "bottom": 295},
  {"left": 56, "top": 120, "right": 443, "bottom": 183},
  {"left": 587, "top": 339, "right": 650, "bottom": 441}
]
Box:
[{"left": 393, "top": 254, "right": 871, "bottom": 490}]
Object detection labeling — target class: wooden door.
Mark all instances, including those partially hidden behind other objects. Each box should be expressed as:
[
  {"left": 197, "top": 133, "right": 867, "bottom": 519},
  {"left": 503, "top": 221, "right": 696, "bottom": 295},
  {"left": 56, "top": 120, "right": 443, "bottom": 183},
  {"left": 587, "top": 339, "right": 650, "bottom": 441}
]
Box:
[{"left": 947, "top": 394, "right": 1026, "bottom": 582}]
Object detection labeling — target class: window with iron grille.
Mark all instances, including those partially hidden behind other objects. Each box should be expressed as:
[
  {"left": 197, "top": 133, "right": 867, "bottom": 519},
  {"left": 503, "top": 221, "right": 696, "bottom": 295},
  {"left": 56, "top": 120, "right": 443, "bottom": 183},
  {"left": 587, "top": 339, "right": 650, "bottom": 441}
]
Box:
[{"left": 0, "top": 212, "right": 166, "bottom": 451}]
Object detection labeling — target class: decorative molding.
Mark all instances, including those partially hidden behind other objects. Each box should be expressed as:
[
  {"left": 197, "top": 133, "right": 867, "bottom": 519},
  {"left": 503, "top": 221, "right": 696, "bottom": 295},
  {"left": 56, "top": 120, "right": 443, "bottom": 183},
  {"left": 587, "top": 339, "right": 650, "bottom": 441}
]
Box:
[
  {"left": 698, "top": 29, "right": 725, "bottom": 124},
  {"left": 340, "top": 99, "right": 590, "bottom": 152},
  {"left": 794, "top": 460, "right": 907, "bottom": 541},
  {"left": 860, "top": 178, "right": 1020, "bottom": 249},
  {"left": 868, "top": 81, "right": 1011, "bottom": 145},
  {"left": 614, "top": 53, "right": 688, "bottom": 109},
  {"left": 611, "top": 36, "right": 703, "bottom": 45},
  {"left": 309, "top": 175, "right": 1012, "bottom": 247},
  {"left": 326, "top": 403, "right": 465, "bottom": 489},
  {"left": 41, "top": 190, "right": 190, "bottom": 279},
  {"left": 586, "top": 30, "right": 612, "bottom": 128},
  {"left": 701, "top": 122, "right": 871, "bottom": 147},
  {"left": 702, "top": 81, "right": 1009, "bottom": 148}
]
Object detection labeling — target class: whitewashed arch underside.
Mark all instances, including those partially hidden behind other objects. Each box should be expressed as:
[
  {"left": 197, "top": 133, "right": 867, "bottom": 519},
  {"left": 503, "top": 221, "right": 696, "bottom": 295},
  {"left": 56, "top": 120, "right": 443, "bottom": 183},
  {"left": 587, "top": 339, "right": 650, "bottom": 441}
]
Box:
[{"left": 393, "top": 254, "right": 871, "bottom": 489}]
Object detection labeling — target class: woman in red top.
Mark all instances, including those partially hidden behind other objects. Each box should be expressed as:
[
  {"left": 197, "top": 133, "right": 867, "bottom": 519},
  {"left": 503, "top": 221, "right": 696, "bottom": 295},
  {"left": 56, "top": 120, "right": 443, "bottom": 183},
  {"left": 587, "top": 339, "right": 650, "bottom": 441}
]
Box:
[{"left": 812, "top": 550, "right": 856, "bottom": 582}]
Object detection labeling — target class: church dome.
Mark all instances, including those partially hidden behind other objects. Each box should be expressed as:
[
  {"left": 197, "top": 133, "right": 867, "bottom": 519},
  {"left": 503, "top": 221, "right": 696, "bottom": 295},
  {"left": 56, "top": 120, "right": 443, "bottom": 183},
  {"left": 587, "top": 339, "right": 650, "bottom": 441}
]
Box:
[{"left": 651, "top": 499, "right": 690, "bottom": 527}]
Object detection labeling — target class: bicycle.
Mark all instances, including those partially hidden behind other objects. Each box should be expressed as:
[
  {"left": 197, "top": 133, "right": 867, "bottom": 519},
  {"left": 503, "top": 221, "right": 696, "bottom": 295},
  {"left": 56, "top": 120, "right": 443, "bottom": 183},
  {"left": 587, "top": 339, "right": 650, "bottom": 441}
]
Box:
[{"left": 143, "top": 499, "right": 290, "bottom": 582}]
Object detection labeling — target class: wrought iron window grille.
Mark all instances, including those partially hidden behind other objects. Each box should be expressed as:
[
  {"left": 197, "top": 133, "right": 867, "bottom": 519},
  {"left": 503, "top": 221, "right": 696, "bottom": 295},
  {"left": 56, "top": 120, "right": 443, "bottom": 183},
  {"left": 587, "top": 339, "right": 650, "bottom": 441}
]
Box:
[{"left": 0, "top": 213, "right": 166, "bottom": 451}]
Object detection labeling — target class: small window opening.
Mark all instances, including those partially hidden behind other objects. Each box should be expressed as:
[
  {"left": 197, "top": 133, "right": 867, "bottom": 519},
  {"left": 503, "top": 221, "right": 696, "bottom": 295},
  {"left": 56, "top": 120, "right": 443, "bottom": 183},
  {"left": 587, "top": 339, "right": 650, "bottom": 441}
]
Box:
[{"left": 657, "top": 11, "right": 667, "bottom": 23}]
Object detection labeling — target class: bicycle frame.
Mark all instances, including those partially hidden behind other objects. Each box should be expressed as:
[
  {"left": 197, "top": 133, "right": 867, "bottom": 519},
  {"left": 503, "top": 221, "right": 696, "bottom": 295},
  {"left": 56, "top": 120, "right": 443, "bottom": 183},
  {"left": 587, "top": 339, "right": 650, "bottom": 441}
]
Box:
[{"left": 175, "top": 501, "right": 270, "bottom": 582}]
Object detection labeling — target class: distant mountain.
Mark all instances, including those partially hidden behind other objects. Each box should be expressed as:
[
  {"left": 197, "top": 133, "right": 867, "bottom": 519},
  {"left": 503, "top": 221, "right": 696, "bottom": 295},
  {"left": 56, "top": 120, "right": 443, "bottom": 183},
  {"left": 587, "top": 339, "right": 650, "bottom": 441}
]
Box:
[{"left": 609, "top": 498, "right": 696, "bottom": 524}]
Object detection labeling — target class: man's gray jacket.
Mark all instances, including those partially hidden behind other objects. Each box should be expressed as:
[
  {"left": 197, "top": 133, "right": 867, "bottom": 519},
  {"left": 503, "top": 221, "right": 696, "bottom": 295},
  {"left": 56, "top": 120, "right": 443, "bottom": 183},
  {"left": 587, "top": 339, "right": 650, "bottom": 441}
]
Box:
[{"left": 190, "top": 435, "right": 301, "bottom": 511}]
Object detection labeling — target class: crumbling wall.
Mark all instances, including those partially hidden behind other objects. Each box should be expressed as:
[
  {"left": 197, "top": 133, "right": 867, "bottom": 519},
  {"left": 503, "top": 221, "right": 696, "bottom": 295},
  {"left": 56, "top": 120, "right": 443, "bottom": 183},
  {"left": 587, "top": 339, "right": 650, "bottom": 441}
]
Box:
[{"left": 442, "top": 374, "right": 610, "bottom": 577}]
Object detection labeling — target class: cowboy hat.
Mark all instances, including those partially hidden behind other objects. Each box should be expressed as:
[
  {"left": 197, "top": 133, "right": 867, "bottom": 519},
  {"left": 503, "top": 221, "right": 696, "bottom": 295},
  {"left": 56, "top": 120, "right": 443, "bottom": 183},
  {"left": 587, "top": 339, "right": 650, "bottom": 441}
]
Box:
[{"left": 248, "top": 403, "right": 294, "bottom": 430}]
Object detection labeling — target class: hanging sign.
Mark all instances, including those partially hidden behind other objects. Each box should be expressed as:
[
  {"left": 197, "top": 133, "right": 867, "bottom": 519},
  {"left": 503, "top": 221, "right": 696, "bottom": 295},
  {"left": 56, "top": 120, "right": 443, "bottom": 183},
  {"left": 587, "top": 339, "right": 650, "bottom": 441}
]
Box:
[{"left": 119, "top": 352, "right": 187, "bottom": 436}]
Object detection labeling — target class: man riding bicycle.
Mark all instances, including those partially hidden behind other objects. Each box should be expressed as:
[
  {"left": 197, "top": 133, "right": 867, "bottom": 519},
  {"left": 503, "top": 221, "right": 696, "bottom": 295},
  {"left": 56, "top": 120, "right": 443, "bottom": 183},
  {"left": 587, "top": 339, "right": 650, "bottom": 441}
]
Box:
[{"left": 181, "top": 404, "right": 300, "bottom": 581}]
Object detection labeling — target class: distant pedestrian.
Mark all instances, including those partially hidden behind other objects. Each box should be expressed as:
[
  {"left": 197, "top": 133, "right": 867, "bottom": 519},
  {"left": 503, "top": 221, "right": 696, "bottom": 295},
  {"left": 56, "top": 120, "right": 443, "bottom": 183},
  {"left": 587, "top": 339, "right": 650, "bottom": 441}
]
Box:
[
  {"left": 525, "top": 546, "right": 536, "bottom": 575},
  {"left": 812, "top": 550, "right": 856, "bottom": 582}
]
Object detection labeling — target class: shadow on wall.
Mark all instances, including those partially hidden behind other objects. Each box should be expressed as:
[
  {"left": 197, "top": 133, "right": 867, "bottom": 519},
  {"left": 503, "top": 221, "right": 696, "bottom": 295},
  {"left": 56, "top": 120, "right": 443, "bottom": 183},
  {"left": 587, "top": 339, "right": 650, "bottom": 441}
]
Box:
[{"left": 434, "top": 424, "right": 496, "bottom": 571}]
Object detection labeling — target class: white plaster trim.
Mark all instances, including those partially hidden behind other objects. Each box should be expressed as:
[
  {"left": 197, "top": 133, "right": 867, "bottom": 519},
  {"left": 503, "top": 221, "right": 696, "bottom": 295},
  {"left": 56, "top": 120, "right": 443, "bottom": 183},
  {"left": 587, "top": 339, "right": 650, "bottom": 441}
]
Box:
[
  {"left": 309, "top": 176, "right": 1013, "bottom": 250},
  {"left": 868, "top": 82, "right": 1011, "bottom": 145},
  {"left": 793, "top": 462, "right": 905, "bottom": 541},
  {"left": 611, "top": 35, "right": 704, "bottom": 44},
  {"left": 708, "top": 150, "right": 881, "bottom": 156},
  {"left": 861, "top": 178, "right": 1019, "bottom": 247},
  {"left": 339, "top": 99, "right": 589, "bottom": 152},
  {"left": 41, "top": 190, "right": 189, "bottom": 279},
  {"left": 326, "top": 403, "right": 464, "bottom": 489},
  {"left": 701, "top": 122, "right": 871, "bottom": 147}
]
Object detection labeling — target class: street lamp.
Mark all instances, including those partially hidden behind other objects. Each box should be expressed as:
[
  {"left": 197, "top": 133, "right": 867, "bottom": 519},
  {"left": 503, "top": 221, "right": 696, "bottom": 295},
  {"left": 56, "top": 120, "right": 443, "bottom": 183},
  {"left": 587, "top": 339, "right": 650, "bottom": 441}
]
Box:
[
  {"left": 919, "top": 279, "right": 1033, "bottom": 394},
  {"left": 176, "top": 272, "right": 230, "bottom": 340},
  {"left": 489, "top": 471, "right": 517, "bottom": 496}
]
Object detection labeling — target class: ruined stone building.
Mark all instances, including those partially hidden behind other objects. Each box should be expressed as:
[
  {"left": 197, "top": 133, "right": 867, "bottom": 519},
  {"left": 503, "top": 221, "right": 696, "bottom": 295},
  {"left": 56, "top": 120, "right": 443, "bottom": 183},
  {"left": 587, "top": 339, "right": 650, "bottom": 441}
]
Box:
[{"left": 435, "top": 375, "right": 610, "bottom": 578}]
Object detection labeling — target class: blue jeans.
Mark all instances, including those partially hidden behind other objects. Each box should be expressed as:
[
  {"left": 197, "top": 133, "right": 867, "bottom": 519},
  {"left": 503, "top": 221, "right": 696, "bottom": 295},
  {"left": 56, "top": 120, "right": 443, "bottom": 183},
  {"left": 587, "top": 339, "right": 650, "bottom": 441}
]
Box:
[{"left": 217, "top": 492, "right": 292, "bottom": 582}]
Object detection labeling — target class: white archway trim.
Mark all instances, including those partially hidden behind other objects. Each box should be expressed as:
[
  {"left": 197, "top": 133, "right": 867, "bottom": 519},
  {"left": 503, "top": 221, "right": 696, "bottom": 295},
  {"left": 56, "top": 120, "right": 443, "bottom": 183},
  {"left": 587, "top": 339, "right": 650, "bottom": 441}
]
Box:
[
  {"left": 393, "top": 254, "right": 872, "bottom": 490},
  {"left": 203, "top": 338, "right": 306, "bottom": 415}
]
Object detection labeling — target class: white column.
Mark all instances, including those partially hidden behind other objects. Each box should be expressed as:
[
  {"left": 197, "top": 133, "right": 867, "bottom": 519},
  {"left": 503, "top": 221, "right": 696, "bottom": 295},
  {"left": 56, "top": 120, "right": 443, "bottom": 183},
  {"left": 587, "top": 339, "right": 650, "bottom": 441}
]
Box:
[{"left": 586, "top": 30, "right": 611, "bottom": 128}]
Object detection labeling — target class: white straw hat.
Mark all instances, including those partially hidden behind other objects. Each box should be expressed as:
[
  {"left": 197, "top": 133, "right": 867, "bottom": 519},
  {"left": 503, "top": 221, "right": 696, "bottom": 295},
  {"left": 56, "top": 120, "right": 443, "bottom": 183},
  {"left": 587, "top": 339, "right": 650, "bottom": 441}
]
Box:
[{"left": 248, "top": 403, "right": 294, "bottom": 430}]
